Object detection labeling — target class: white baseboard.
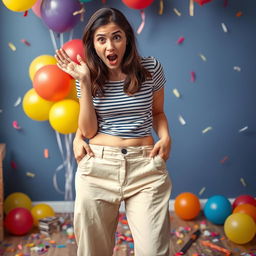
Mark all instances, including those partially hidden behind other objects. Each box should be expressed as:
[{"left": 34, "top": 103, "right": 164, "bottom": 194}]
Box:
[{"left": 33, "top": 199, "right": 235, "bottom": 213}]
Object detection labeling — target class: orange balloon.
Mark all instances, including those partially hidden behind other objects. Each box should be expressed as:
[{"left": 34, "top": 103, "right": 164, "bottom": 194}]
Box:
[
  {"left": 233, "top": 204, "right": 256, "bottom": 222},
  {"left": 174, "top": 192, "right": 201, "bottom": 220},
  {"left": 33, "top": 65, "right": 71, "bottom": 101}
]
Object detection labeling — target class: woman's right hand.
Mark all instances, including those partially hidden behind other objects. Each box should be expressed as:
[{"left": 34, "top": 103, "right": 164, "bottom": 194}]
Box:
[
  {"left": 73, "top": 135, "right": 94, "bottom": 163},
  {"left": 55, "top": 48, "right": 90, "bottom": 82}
]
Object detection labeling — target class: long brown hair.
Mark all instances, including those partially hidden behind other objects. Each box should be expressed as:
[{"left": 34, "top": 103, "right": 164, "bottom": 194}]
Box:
[{"left": 82, "top": 8, "right": 151, "bottom": 97}]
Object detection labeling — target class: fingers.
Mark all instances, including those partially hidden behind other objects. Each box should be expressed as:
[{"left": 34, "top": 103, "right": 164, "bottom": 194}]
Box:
[
  {"left": 149, "top": 146, "right": 159, "bottom": 158},
  {"left": 55, "top": 48, "right": 72, "bottom": 66},
  {"left": 77, "top": 54, "right": 86, "bottom": 65}
]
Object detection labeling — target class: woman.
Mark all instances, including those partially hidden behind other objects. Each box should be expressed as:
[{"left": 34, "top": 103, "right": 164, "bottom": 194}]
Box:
[{"left": 55, "top": 7, "right": 172, "bottom": 256}]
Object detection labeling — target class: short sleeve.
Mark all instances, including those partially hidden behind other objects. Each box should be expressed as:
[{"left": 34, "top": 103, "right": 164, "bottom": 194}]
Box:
[
  {"left": 152, "top": 58, "right": 166, "bottom": 92},
  {"left": 75, "top": 80, "right": 81, "bottom": 98}
]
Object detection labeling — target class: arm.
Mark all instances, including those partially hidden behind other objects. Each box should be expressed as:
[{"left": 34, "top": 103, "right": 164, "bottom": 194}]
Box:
[{"left": 149, "top": 87, "right": 171, "bottom": 160}]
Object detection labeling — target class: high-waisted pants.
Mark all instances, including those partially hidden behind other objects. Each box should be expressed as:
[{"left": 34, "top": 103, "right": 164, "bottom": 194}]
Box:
[{"left": 74, "top": 144, "right": 172, "bottom": 256}]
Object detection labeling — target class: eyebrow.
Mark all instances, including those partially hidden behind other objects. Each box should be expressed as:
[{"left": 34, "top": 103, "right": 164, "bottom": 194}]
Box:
[{"left": 95, "top": 30, "right": 122, "bottom": 37}]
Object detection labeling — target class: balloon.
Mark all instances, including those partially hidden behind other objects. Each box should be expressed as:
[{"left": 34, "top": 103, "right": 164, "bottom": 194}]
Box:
[
  {"left": 232, "top": 195, "right": 256, "bottom": 209},
  {"left": 49, "top": 99, "right": 79, "bottom": 134},
  {"left": 33, "top": 65, "right": 72, "bottom": 101},
  {"left": 4, "top": 192, "right": 32, "bottom": 214},
  {"left": 2, "top": 0, "right": 37, "bottom": 12},
  {"left": 5, "top": 208, "right": 34, "bottom": 235},
  {"left": 122, "top": 0, "right": 154, "bottom": 10},
  {"left": 224, "top": 213, "right": 256, "bottom": 244},
  {"left": 32, "top": 0, "right": 43, "bottom": 17},
  {"left": 41, "top": 0, "right": 81, "bottom": 33},
  {"left": 65, "top": 80, "right": 79, "bottom": 102},
  {"left": 204, "top": 195, "right": 232, "bottom": 225},
  {"left": 62, "top": 39, "right": 86, "bottom": 64},
  {"left": 233, "top": 204, "right": 256, "bottom": 222},
  {"left": 194, "top": 0, "right": 213, "bottom": 5},
  {"left": 31, "top": 203, "right": 55, "bottom": 226},
  {"left": 23, "top": 88, "right": 54, "bottom": 121},
  {"left": 29, "top": 55, "right": 57, "bottom": 81},
  {"left": 174, "top": 192, "right": 201, "bottom": 220}
]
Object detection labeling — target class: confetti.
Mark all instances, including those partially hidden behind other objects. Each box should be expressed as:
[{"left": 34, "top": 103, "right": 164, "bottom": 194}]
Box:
[
  {"left": 21, "top": 39, "right": 31, "bottom": 46},
  {"left": 23, "top": 10, "right": 28, "bottom": 16},
  {"left": 199, "top": 53, "right": 207, "bottom": 61},
  {"left": 11, "top": 160, "right": 17, "bottom": 169},
  {"left": 44, "top": 149, "right": 49, "bottom": 158},
  {"left": 233, "top": 66, "right": 241, "bottom": 72},
  {"left": 0, "top": 109, "right": 3, "bottom": 113},
  {"left": 220, "top": 156, "right": 229, "bottom": 164},
  {"left": 26, "top": 172, "right": 35, "bottom": 178},
  {"left": 201, "top": 240, "right": 231, "bottom": 255},
  {"left": 12, "top": 120, "right": 21, "bottom": 130},
  {"left": 199, "top": 187, "right": 206, "bottom": 195},
  {"left": 202, "top": 126, "right": 212, "bottom": 134},
  {"left": 159, "top": 0, "right": 164, "bottom": 15},
  {"left": 236, "top": 11, "right": 243, "bottom": 17},
  {"left": 240, "top": 177, "right": 247, "bottom": 187},
  {"left": 14, "top": 97, "right": 22, "bottom": 107},
  {"left": 239, "top": 126, "right": 248, "bottom": 132},
  {"left": 137, "top": 10, "right": 145, "bottom": 34},
  {"left": 177, "top": 37, "right": 185, "bottom": 44},
  {"left": 221, "top": 22, "right": 228, "bottom": 33},
  {"left": 190, "top": 71, "right": 196, "bottom": 82},
  {"left": 173, "top": 89, "right": 181, "bottom": 98},
  {"left": 178, "top": 115, "right": 186, "bottom": 125},
  {"left": 8, "top": 42, "right": 16, "bottom": 51},
  {"left": 173, "top": 8, "right": 181, "bottom": 16},
  {"left": 176, "top": 239, "right": 183, "bottom": 245}
]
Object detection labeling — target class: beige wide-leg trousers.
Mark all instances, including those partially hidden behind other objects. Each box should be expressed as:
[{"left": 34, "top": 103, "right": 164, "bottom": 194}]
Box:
[{"left": 74, "top": 144, "right": 172, "bottom": 256}]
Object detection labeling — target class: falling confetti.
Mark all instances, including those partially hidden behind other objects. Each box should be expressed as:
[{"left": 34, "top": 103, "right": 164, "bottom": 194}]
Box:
[
  {"left": 11, "top": 160, "right": 17, "bottom": 169},
  {"left": 8, "top": 42, "right": 16, "bottom": 51},
  {"left": 178, "top": 115, "right": 186, "bottom": 125},
  {"left": 233, "top": 66, "right": 241, "bottom": 72},
  {"left": 26, "top": 172, "right": 35, "bottom": 178},
  {"left": 173, "top": 8, "right": 181, "bottom": 16},
  {"left": 21, "top": 39, "right": 31, "bottom": 46},
  {"left": 23, "top": 10, "right": 28, "bottom": 16},
  {"left": 199, "top": 53, "right": 207, "bottom": 61},
  {"left": 239, "top": 126, "right": 248, "bottom": 132},
  {"left": 199, "top": 187, "right": 206, "bottom": 195},
  {"left": 236, "top": 11, "right": 243, "bottom": 17},
  {"left": 173, "top": 89, "right": 181, "bottom": 98},
  {"left": 44, "top": 149, "right": 49, "bottom": 158},
  {"left": 221, "top": 22, "right": 228, "bottom": 33},
  {"left": 0, "top": 109, "right": 3, "bottom": 113},
  {"left": 177, "top": 37, "right": 185, "bottom": 44},
  {"left": 14, "top": 97, "right": 22, "bottom": 107},
  {"left": 137, "top": 10, "right": 145, "bottom": 34},
  {"left": 12, "top": 120, "right": 21, "bottom": 130},
  {"left": 202, "top": 126, "right": 212, "bottom": 134},
  {"left": 220, "top": 156, "right": 229, "bottom": 164},
  {"left": 240, "top": 177, "right": 247, "bottom": 187},
  {"left": 190, "top": 71, "right": 196, "bottom": 82},
  {"left": 158, "top": 0, "right": 164, "bottom": 15}
]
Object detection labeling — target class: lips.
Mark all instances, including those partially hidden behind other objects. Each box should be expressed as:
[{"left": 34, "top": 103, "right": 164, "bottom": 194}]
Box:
[{"left": 106, "top": 54, "right": 118, "bottom": 65}]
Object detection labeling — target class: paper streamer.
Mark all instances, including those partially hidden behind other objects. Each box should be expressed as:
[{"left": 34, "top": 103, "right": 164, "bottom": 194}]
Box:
[{"left": 137, "top": 10, "right": 146, "bottom": 34}]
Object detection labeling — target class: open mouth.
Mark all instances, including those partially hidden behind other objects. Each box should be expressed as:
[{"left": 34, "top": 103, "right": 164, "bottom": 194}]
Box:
[{"left": 107, "top": 54, "right": 118, "bottom": 65}]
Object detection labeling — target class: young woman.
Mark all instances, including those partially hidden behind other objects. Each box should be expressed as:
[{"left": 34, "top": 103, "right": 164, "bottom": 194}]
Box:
[{"left": 55, "top": 7, "right": 172, "bottom": 256}]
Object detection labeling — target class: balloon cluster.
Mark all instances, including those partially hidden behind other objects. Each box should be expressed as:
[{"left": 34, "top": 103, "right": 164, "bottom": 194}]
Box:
[
  {"left": 4, "top": 192, "right": 55, "bottom": 235},
  {"left": 23, "top": 39, "right": 85, "bottom": 134},
  {"left": 174, "top": 192, "right": 256, "bottom": 245}
]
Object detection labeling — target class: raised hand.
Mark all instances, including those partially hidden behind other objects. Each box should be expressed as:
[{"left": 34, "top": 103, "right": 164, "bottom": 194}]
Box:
[{"left": 55, "top": 48, "right": 90, "bottom": 82}]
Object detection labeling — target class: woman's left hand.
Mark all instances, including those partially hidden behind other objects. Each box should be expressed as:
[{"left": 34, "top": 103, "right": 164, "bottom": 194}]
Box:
[{"left": 149, "top": 137, "right": 171, "bottom": 161}]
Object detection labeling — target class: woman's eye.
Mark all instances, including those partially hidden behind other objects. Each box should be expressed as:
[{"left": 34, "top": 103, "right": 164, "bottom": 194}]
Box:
[
  {"left": 113, "top": 35, "right": 121, "bottom": 40},
  {"left": 98, "top": 37, "right": 106, "bottom": 43}
]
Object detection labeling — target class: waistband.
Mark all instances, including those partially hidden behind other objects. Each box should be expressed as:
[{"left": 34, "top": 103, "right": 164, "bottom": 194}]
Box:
[{"left": 89, "top": 144, "right": 153, "bottom": 158}]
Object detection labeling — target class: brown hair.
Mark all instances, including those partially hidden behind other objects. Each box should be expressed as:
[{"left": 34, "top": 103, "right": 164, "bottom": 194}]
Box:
[{"left": 82, "top": 8, "right": 151, "bottom": 97}]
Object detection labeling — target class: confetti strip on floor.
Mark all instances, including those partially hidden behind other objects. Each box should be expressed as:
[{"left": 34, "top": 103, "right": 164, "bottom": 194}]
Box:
[
  {"left": 199, "top": 53, "right": 207, "bottom": 62},
  {"left": 173, "top": 8, "right": 181, "bottom": 16},
  {"left": 233, "top": 66, "right": 241, "bottom": 72},
  {"left": 178, "top": 115, "right": 186, "bottom": 125},
  {"left": 239, "top": 126, "right": 248, "bottom": 132},
  {"left": 13, "top": 97, "right": 21, "bottom": 107},
  {"left": 221, "top": 22, "right": 228, "bottom": 33},
  {"left": 202, "top": 126, "right": 212, "bottom": 134},
  {"left": 8, "top": 42, "right": 16, "bottom": 51},
  {"left": 173, "top": 89, "right": 181, "bottom": 98}
]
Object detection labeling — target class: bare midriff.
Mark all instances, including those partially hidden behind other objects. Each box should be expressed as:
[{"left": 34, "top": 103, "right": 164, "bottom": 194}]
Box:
[{"left": 89, "top": 133, "right": 154, "bottom": 147}]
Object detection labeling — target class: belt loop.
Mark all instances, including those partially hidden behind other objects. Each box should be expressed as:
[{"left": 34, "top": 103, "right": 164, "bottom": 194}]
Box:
[
  {"left": 99, "top": 146, "right": 104, "bottom": 159},
  {"left": 142, "top": 147, "right": 147, "bottom": 157}
]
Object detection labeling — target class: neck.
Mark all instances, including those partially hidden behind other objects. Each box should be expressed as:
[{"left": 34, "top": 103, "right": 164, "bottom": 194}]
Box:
[{"left": 108, "top": 69, "right": 126, "bottom": 81}]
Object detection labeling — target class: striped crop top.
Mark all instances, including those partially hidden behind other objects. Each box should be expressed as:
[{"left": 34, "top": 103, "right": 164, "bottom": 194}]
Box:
[{"left": 75, "top": 56, "right": 166, "bottom": 138}]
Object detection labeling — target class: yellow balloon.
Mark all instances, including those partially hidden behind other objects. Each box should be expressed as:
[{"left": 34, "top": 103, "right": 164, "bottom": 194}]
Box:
[
  {"left": 4, "top": 192, "right": 32, "bottom": 214},
  {"left": 49, "top": 99, "right": 79, "bottom": 134},
  {"left": 2, "top": 0, "right": 37, "bottom": 12},
  {"left": 29, "top": 55, "right": 57, "bottom": 81},
  {"left": 65, "top": 80, "right": 79, "bottom": 102},
  {"left": 23, "top": 88, "right": 54, "bottom": 121},
  {"left": 224, "top": 213, "right": 256, "bottom": 244},
  {"left": 31, "top": 203, "right": 55, "bottom": 226}
]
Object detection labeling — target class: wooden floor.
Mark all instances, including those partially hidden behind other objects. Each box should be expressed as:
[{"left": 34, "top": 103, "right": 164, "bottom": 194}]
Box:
[{"left": 0, "top": 211, "right": 255, "bottom": 256}]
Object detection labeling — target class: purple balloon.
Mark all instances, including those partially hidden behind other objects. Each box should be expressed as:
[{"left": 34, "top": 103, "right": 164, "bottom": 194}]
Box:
[{"left": 41, "top": 0, "right": 81, "bottom": 33}]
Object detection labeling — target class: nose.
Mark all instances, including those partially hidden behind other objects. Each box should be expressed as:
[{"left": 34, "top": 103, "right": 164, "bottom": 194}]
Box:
[{"left": 106, "top": 39, "right": 114, "bottom": 51}]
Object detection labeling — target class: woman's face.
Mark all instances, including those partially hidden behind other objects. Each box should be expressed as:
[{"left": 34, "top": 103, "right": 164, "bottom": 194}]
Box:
[{"left": 93, "top": 22, "right": 127, "bottom": 72}]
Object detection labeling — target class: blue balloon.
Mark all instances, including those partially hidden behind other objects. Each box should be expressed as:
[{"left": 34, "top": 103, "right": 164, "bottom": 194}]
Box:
[{"left": 204, "top": 195, "right": 232, "bottom": 225}]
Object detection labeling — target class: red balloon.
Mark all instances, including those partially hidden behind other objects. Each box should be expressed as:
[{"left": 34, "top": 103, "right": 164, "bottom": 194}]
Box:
[
  {"left": 194, "top": 0, "right": 213, "bottom": 5},
  {"left": 232, "top": 195, "right": 256, "bottom": 209},
  {"left": 122, "top": 0, "right": 154, "bottom": 10},
  {"left": 33, "top": 65, "right": 72, "bottom": 101},
  {"left": 62, "top": 39, "right": 86, "bottom": 64},
  {"left": 5, "top": 208, "right": 33, "bottom": 235}
]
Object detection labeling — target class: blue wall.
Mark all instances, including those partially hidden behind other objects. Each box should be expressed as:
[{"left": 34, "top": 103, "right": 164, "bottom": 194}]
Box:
[{"left": 0, "top": 0, "right": 255, "bottom": 202}]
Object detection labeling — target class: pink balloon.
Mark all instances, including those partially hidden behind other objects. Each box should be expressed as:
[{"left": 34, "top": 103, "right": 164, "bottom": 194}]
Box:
[{"left": 32, "top": 0, "right": 43, "bottom": 18}]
